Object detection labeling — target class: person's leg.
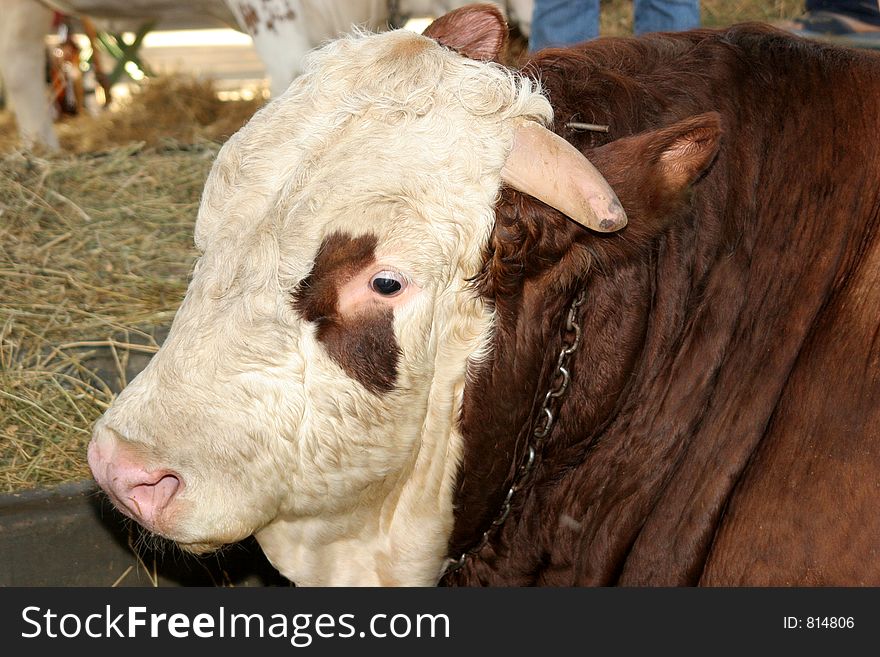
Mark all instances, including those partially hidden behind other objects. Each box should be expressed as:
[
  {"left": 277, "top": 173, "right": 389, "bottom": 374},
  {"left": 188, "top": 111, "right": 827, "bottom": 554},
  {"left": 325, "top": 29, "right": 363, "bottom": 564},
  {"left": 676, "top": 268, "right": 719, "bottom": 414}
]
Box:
[
  {"left": 633, "top": 0, "right": 700, "bottom": 35},
  {"left": 804, "top": 1, "right": 880, "bottom": 26},
  {"left": 529, "top": 0, "right": 599, "bottom": 52}
]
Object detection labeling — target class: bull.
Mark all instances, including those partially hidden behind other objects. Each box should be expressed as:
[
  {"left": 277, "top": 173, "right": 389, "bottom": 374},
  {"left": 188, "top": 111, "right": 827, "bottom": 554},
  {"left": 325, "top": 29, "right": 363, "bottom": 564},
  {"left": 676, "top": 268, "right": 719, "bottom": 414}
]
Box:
[{"left": 87, "top": 4, "right": 880, "bottom": 585}]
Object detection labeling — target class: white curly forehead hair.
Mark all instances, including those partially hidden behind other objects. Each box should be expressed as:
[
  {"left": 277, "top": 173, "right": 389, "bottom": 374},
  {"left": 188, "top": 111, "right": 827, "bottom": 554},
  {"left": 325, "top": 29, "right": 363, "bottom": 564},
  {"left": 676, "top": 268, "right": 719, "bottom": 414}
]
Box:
[
  {"left": 194, "top": 26, "right": 547, "bottom": 283},
  {"left": 195, "top": 10, "right": 623, "bottom": 283}
]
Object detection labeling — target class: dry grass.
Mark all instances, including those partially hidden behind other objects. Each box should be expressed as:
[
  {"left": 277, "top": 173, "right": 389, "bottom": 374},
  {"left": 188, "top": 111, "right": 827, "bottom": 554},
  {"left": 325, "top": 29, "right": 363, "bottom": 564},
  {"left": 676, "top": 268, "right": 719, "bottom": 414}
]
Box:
[
  {"left": 0, "top": 0, "right": 809, "bottom": 492},
  {"left": 57, "top": 77, "right": 263, "bottom": 153},
  {"left": 1, "top": 76, "right": 263, "bottom": 154},
  {"left": 0, "top": 76, "right": 264, "bottom": 492},
  {"left": 0, "top": 144, "right": 213, "bottom": 491}
]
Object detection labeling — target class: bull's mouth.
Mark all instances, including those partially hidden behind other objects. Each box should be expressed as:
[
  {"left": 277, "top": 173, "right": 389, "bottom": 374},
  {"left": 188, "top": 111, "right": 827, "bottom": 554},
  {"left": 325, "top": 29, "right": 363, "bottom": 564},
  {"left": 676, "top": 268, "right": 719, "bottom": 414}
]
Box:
[
  {"left": 176, "top": 540, "right": 224, "bottom": 555},
  {"left": 97, "top": 486, "right": 224, "bottom": 554},
  {"left": 175, "top": 528, "right": 255, "bottom": 556}
]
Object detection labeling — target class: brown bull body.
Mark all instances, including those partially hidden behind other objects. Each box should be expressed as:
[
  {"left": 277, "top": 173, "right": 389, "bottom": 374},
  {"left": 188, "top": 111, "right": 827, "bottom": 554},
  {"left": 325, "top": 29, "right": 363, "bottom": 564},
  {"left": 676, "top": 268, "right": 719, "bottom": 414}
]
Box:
[{"left": 446, "top": 25, "right": 880, "bottom": 586}]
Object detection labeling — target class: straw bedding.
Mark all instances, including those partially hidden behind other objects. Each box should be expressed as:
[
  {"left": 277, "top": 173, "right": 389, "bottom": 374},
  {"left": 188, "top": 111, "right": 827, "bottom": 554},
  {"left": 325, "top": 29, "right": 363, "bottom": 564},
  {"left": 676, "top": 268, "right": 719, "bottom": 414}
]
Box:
[{"left": 0, "top": 78, "right": 261, "bottom": 492}]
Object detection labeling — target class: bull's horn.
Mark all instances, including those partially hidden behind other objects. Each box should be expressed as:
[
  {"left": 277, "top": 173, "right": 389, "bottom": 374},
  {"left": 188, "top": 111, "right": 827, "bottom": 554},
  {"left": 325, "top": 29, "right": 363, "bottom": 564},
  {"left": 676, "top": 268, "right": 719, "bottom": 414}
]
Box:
[{"left": 501, "top": 118, "right": 627, "bottom": 232}]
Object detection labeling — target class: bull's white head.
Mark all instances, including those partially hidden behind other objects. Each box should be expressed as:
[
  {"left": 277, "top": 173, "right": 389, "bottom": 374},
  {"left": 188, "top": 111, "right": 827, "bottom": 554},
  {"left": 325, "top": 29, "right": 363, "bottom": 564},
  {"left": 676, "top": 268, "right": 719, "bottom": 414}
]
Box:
[{"left": 88, "top": 5, "right": 623, "bottom": 585}]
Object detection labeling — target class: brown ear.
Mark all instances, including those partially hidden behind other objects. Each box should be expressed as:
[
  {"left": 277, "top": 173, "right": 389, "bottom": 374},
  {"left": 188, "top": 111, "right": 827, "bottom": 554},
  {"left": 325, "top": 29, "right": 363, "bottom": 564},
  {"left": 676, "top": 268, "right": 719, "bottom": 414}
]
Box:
[
  {"left": 588, "top": 112, "right": 723, "bottom": 238},
  {"left": 649, "top": 112, "right": 723, "bottom": 190},
  {"left": 422, "top": 3, "right": 508, "bottom": 62}
]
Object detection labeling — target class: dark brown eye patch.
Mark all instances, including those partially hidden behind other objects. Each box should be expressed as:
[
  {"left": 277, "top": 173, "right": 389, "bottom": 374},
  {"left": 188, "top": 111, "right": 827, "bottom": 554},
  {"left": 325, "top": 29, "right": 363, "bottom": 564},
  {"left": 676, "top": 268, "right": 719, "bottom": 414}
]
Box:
[{"left": 292, "top": 232, "right": 401, "bottom": 394}]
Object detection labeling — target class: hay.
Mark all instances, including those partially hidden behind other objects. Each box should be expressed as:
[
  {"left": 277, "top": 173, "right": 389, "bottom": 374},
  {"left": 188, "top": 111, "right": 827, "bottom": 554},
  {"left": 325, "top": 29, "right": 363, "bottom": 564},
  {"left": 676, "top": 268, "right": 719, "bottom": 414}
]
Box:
[
  {"left": 0, "top": 112, "right": 21, "bottom": 154},
  {"left": 0, "top": 75, "right": 264, "bottom": 154},
  {"left": 58, "top": 76, "right": 264, "bottom": 153},
  {"left": 0, "top": 74, "right": 263, "bottom": 492},
  {"left": 0, "top": 144, "right": 215, "bottom": 492}
]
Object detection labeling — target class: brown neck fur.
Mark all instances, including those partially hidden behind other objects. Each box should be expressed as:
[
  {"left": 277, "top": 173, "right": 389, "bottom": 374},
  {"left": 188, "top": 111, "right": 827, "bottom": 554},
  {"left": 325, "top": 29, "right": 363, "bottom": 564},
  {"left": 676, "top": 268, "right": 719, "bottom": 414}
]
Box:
[{"left": 444, "top": 25, "right": 880, "bottom": 585}]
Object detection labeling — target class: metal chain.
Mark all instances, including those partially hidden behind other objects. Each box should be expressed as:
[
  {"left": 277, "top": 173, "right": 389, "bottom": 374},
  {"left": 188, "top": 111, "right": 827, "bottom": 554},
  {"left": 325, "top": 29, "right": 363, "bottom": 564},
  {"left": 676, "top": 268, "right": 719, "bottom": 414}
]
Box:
[{"left": 446, "top": 288, "right": 587, "bottom": 572}]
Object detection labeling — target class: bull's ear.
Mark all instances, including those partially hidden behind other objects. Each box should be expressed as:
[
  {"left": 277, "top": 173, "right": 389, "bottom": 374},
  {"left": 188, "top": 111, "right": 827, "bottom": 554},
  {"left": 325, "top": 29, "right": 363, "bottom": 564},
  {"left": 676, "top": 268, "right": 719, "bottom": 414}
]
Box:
[
  {"left": 588, "top": 112, "right": 723, "bottom": 238},
  {"left": 422, "top": 3, "right": 507, "bottom": 62},
  {"left": 646, "top": 112, "right": 723, "bottom": 190}
]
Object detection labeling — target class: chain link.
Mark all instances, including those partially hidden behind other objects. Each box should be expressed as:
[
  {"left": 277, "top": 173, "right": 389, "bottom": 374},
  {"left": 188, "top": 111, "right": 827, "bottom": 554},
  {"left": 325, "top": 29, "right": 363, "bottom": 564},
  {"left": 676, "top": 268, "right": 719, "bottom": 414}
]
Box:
[{"left": 446, "top": 289, "right": 587, "bottom": 573}]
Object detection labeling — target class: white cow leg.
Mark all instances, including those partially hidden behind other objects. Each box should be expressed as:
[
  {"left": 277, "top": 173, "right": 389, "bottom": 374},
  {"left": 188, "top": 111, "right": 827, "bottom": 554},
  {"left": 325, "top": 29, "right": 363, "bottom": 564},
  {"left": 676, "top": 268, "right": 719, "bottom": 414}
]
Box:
[{"left": 0, "top": 0, "right": 59, "bottom": 149}]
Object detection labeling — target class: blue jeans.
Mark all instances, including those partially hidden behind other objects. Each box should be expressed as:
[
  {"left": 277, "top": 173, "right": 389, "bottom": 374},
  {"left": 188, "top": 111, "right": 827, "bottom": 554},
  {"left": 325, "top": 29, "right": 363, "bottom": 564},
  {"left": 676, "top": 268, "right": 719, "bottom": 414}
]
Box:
[{"left": 529, "top": 0, "right": 701, "bottom": 51}]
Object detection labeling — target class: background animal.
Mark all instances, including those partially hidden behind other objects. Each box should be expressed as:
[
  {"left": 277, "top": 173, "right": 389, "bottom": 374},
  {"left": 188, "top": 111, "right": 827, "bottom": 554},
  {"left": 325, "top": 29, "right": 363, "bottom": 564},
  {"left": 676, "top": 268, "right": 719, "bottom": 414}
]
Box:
[
  {"left": 87, "top": 4, "right": 880, "bottom": 585},
  {"left": 0, "top": 0, "right": 533, "bottom": 148}
]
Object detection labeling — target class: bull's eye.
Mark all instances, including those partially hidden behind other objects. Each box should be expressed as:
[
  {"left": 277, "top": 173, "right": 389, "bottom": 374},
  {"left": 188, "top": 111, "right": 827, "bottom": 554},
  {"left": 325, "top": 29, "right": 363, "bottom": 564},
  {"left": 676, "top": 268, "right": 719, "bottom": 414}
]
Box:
[{"left": 369, "top": 270, "right": 405, "bottom": 296}]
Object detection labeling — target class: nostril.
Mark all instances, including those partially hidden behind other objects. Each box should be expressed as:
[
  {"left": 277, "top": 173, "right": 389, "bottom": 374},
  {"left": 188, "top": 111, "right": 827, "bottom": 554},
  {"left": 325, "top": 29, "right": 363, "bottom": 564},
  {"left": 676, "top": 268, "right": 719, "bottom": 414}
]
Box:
[
  {"left": 139, "top": 470, "right": 182, "bottom": 491},
  {"left": 125, "top": 472, "right": 182, "bottom": 523},
  {"left": 88, "top": 424, "right": 183, "bottom": 527}
]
